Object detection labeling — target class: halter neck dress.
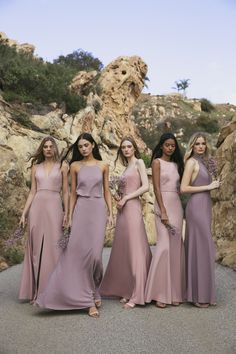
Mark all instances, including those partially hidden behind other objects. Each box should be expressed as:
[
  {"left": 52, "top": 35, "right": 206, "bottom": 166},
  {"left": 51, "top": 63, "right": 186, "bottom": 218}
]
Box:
[
  {"left": 185, "top": 155, "right": 216, "bottom": 304},
  {"left": 37, "top": 165, "right": 107, "bottom": 310},
  {"left": 145, "top": 159, "right": 186, "bottom": 304},
  {"left": 100, "top": 164, "right": 152, "bottom": 305}
]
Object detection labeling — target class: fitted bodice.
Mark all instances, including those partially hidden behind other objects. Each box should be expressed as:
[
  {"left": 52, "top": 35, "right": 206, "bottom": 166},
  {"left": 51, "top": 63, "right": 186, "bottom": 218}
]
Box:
[
  {"left": 76, "top": 165, "right": 103, "bottom": 198},
  {"left": 192, "top": 156, "right": 212, "bottom": 186},
  {"left": 158, "top": 158, "right": 180, "bottom": 192},
  {"left": 35, "top": 163, "right": 62, "bottom": 192},
  {"left": 122, "top": 165, "right": 142, "bottom": 195}
]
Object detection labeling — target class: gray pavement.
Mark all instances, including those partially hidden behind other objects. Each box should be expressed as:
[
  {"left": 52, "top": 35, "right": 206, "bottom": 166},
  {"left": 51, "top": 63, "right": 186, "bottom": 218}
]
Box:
[{"left": 0, "top": 247, "right": 236, "bottom": 354}]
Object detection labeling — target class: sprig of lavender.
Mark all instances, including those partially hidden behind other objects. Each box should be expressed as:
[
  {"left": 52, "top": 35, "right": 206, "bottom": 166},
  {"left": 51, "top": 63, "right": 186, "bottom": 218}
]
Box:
[
  {"left": 4, "top": 226, "right": 25, "bottom": 248},
  {"left": 58, "top": 227, "right": 71, "bottom": 250},
  {"left": 207, "top": 157, "right": 218, "bottom": 179},
  {"left": 109, "top": 175, "right": 126, "bottom": 198},
  {"left": 165, "top": 223, "right": 177, "bottom": 236}
]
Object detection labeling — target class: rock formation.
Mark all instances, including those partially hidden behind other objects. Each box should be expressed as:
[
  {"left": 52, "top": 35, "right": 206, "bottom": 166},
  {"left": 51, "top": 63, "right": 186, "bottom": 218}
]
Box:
[
  {"left": 0, "top": 32, "right": 35, "bottom": 55},
  {"left": 212, "top": 117, "right": 236, "bottom": 270}
]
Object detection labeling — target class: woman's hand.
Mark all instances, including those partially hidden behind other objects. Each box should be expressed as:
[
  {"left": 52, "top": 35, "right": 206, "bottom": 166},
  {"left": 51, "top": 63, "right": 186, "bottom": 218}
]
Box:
[
  {"left": 116, "top": 196, "right": 128, "bottom": 210},
  {"left": 19, "top": 214, "right": 26, "bottom": 228},
  {"left": 107, "top": 214, "right": 114, "bottom": 229},
  {"left": 62, "top": 214, "right": 68, "bottom": 228},
  {"left": 208, "top": 180, "right": 220, "bottom": 190},
  {"left": 160, "top": 211, "right": 169, "bottom": 226}
]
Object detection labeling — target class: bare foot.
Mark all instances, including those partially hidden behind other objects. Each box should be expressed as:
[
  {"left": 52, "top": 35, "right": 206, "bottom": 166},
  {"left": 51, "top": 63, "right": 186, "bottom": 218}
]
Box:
[
  {"left": 172, "top": 302, "right": 180, "bottom": 306},
  {"left": 95, "top": 300, "right": 102, "bottom": 308}
]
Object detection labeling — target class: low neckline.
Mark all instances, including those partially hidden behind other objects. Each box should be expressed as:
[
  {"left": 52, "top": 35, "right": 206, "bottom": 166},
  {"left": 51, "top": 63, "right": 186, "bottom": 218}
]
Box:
[{"left": 42, "top": 162, "right": 57, "bottom": 179}]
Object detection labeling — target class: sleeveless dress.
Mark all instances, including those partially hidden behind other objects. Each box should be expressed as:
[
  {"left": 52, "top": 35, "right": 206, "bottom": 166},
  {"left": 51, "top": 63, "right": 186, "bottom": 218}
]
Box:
[
  {"left": 100, "top": 165, "right": 152, "bottom": 305},
  {"left": 19, "top": 163, "right": 63, "bottom": 301},
  {"left": 145, "top": 159, "right": 185, "bottom": 304},
  {"left": 36, "top": 165, "right": 107, "bottom": 310},
  {"left": 185, "top": 156, "right": 216, "bottom": 304}
]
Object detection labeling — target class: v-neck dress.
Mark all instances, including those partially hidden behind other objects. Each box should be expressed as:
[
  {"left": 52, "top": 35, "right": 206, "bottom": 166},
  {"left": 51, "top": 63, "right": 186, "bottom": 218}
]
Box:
[{"left": 19, "top": 163, "right": 63, "bottom": 301}]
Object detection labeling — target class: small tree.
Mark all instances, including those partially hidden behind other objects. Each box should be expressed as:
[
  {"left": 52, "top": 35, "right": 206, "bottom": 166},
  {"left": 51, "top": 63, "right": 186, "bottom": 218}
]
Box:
[{"left": 172, "top": 79, "right": 190, "bottom": 97}]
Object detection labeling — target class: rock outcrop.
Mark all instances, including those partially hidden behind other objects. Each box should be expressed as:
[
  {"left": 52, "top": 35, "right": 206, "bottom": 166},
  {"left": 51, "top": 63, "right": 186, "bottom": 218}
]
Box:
[
  {"left": 0, "top": 32, "right": 35, "bottom": 55},
  {"left": 212, "top": 117, "right": 236, "bottom": 270}
]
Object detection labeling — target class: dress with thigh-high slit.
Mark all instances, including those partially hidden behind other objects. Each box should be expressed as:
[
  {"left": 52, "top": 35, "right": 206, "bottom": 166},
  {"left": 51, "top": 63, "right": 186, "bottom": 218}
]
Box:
[{"left": 19, "top": 163, "right": 63, "bottom": 301}]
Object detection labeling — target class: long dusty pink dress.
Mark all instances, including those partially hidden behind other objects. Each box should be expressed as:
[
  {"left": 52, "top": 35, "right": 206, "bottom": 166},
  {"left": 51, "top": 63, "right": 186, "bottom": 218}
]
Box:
[
  {"left": 145, "top": 159, "right": 185, "bottom": 304},
  {"left": 37, "top": 165, "right": 107, "bottom": 310},
  {"left": 19, "top": 163, "right": 63, "bottom": 301},
  {"left": 100, "top": 165, "right": 152, "bottom": 305},
  {"left": 185, "top": 155, "right": 216, "bottom": 304}
]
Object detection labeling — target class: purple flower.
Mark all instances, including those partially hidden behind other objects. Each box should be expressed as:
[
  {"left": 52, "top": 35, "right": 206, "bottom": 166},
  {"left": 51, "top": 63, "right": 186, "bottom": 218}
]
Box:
[
  {"left": 109, "top": 175, "right": 126, "bottom": 198},
  {"left": 207, "top": 157, "right": 218, "bottom": 179},
  {"left": 4, "top": 226, "right": 24, "bottom": 248},
  {"left": 165, "top": 223, "right": 177, "bottom": 236},
  {"left": 58, "top": 227, "right": 71, "bottom": 250}
]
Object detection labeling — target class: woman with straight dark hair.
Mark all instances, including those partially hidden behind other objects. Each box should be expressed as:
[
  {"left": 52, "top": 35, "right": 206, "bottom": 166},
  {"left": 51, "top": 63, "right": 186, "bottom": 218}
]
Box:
[
  {"left": 145, "top": 132, "right": 185, "bottom": 308},
  {"left": 181, "top": 132, "right": 220, "bottom": 308},
  {"left": 37, "top": 133, "right": 113, "bottom": 317},
  {"left": 19, "top": 136, "right": 69, "bottom": 303},
  {"left": 100, "top": 136, "right": 152, "bottom": 309}
]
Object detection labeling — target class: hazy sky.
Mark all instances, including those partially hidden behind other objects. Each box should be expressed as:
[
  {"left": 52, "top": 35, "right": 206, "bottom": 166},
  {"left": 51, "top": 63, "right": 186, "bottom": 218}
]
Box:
[{"left": 0, "top": 0, "right": 236, "bottom": 104}]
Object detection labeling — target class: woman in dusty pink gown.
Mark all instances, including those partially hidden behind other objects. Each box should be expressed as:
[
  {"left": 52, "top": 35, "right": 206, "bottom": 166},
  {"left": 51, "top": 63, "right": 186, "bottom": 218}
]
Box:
[
  {"left": 19, "top": 137, "right": 69, "bottom": 303},
  {"left": 145, "top": 133, "right": 185, "bottom": 308},
  {"left": 100, "top": 136, "right": 152, "bottom": 309},
  {"left": 181, "top": 132, "right": 220, "bottom": 308},
  {"left": 36, "top": 133, "right": 113, "bottom": 318}
]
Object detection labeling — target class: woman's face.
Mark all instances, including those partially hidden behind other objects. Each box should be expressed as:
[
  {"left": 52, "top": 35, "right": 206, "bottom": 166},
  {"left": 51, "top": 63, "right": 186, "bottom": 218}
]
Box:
[
  {"left": 78, "top": 138, "right": 94, "bottom": 158},
  {"left": 121, "top": 140, "right": 135, "bottom": 158},
  {"left": 161, "top": 138, "right": 176, "bottom": 157},
  {"left": 193, "top": 136, "right": 206, "bottom": 155},
  {"left": 43, "top": 140, "right": 55, "bottom": 159}
]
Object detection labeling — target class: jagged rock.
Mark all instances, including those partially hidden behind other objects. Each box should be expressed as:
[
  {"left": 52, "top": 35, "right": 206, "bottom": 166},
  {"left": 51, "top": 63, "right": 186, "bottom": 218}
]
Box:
[
  {"left": 0, "top": 32, "right": 35, "bottom": 54},
  {"left": 212, "top": 118, "right": 236, "bottom": 270},
  {"left": 69, "top": 70, "right": 97, "bottom": 95}
]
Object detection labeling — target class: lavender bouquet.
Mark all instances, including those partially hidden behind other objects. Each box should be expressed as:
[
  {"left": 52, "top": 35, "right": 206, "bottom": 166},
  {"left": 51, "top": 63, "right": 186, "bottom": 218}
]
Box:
[
  {"left": 207, "top": 157, "right": 218, "bottom": 180},
  {"left": 109, "top": 175, "right": 126, "bottom": 200},
  {"left": 165, "top": 223, "right": 178, "bottom": 236},
  {"left": 4, "top": 226, "right": 25, "bottom": 248},
  {"left": 58, "top": 227, "right": 71, "bottom": 250}
]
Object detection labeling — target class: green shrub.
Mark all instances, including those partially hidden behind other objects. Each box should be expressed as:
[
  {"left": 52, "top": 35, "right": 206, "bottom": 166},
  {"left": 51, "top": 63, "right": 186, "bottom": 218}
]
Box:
[
  {"left": 200, "top": 98, "right": 215, "bottom": 112},
  {"left": 196, "top": 114, "right": 219, "bottom": 133},
  {"left": 140, "top": 152, "right": 151, "bottom": 168}
]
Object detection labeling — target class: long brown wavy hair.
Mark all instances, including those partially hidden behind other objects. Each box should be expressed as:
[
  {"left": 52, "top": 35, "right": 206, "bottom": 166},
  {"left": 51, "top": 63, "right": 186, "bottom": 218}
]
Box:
[
  {"left": 27, "top": 136, "right": 60, "bottom": 169},
  {"left": 114, "top": 136, "right": 141, "bottom": 167}
]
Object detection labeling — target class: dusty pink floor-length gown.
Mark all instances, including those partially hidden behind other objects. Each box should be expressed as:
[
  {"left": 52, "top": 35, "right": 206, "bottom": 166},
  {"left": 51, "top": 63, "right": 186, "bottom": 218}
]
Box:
[
  {"left": 100, "top": 165, "right": 152, "bottom": 305},
  {"left": 185, "top": 155, "right": 216, "bottom": 304},
  {"left": 145, "top": 159, "right": 185, "bottom": 304},
  {"left": 37, "top": 165, "right": 107, "bottom": 310},
  {"left": 19, "top": 163, "right": 63, "bottom": 301}
]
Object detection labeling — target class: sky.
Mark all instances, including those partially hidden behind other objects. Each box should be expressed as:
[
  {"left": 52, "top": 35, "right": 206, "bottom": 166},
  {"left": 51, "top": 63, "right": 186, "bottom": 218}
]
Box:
[{"left": 0, "top": 0, "right": 236, "bottom": 104}]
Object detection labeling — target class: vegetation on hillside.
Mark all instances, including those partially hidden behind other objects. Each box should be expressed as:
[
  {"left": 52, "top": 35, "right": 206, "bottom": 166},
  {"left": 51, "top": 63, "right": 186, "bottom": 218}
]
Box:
[{"left": 0, "top": 39, "right": 103, "bottom": 114}]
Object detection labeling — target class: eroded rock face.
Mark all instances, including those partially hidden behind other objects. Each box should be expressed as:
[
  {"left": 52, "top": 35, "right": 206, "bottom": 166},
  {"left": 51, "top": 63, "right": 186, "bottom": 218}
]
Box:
[
  {"left": 212, "top": 118, "right": 236, "bottom": 270},
  {"left": 0, "top": 32, "right": 35, "bottom": 54}
]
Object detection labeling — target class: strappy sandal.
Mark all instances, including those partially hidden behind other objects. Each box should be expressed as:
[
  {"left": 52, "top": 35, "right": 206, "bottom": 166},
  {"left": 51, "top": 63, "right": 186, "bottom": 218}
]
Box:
[
  {"left": 193, "top": 303, "right": 209, "bottom": 308},
  {"left": 95, "top": 300, "right": 102, "bottom": 308},
  {"left": 119, "top": 298, "right": 128, "bottom": 304},
  {"left": 156, "top": 301, "right": 166, "bottom": 308},
  {"left": 88, "top": 306, "right": 100, "bottom": 318},
  {"left": 123, "top": 302, "right": 136, "bottom": 309}
]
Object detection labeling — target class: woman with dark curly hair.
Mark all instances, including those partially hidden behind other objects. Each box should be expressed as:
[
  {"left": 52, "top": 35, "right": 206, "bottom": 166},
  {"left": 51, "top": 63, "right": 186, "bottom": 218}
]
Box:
[{"left": 145, "top": 132, "right": 186, "bottom": 308}]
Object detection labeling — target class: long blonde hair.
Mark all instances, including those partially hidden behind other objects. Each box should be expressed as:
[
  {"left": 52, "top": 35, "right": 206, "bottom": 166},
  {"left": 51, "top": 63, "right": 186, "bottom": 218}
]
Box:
[
  {"left": 27, "top": 136, "right": 60, "bottom": 169},
  {"left": 184, "top": 132, "right": 210, "bottom": 163}
]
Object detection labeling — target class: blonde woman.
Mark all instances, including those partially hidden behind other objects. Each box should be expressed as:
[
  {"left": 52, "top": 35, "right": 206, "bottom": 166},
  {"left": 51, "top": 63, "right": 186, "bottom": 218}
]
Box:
[
  {"left": 181, "top": 132, "right": 220, "bottom": 308},
  {"left": 19, "top": 137, "right": 69, "bottom": 303}
]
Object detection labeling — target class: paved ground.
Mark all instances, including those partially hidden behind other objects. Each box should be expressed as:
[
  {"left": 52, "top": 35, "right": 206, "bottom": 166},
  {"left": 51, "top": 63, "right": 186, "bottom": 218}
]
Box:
[{"left": 0, "top": 248, "right": 236, "bottom": 354}]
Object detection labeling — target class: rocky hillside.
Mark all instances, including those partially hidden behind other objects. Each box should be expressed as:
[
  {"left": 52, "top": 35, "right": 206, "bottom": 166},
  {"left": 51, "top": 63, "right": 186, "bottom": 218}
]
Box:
[{"left": 0, "top": 34, "right": 235, "bottom": 271}]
